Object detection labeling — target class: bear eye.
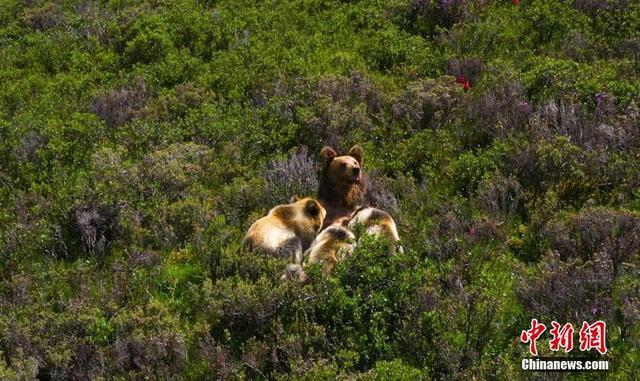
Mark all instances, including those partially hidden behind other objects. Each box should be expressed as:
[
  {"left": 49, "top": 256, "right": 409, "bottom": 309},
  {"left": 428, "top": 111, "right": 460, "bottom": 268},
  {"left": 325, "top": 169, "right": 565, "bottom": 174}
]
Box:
[{"left": 340, "top": 163, "right": 347, "bottom": 171}]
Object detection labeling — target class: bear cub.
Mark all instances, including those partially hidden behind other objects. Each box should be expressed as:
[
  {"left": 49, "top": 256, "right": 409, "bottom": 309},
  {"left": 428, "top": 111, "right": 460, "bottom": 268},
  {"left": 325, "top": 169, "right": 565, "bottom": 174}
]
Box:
[
  {"left": 243, "top": 196, "right": 326, "bottom": 263},
  {"left": 348, "top": 206, "right": 403, "bottom": 255}
]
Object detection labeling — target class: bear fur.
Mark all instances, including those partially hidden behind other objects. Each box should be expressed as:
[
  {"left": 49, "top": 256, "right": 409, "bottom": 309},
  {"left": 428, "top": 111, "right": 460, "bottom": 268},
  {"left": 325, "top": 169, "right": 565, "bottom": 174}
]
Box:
[
  {"left": 280, "top": 220, "right": 355, "bottom": 283},
  {"left": 281, "top": 263, "right": 309, "bottom": 283},
  {"left": 282, "top": 207, "right": 402, "bottom": 282},
  {"left": 243, "top": 196, "right": 326, "bottom": 263},
  {"left": 304, "top": 221, "right": 356, "bottom": 275},
  {"left": 348, "top": 206, "right": 403, "bottom": 255},
  {"left": 317, "top": 145, "right": 368, "bottom": 230}
]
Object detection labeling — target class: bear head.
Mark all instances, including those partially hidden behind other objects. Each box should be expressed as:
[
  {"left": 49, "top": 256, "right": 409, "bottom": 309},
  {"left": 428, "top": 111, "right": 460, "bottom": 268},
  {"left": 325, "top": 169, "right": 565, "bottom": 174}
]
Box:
[
  {"left": 317, "top": 145, "right": 367, "bottom": 211},
  {"left": 320, "top": 145, "right": 364, "bottom": 186},
  {"left": 288, "top": 196, "right": 327, "bottom": 233}
]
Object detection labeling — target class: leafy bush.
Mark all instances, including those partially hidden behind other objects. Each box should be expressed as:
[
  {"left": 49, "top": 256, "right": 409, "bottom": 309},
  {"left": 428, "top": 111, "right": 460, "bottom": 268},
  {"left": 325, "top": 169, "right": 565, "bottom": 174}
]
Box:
[
  {"left": 68, "top": 201, "right": 122, "bottom": 261},
  {"left": 111, "top": 302, "right": 187, "bottom": 379},
  {"left": 516, "top": 250, "right": 614, "bottom": 322},
  {"left": 391, "top": 77, "right": 463, "bottom": 132},
  {"left": 476, "top": 174, "right": 523, "bottom": 219},
  {"left": 531, "top": 93, "right": 640, "bottom": 151},
  {"left": 393, "top": 0, "right": 484, "bottom": 37},
  {"left": 463, "top": 80, "right": 533, "bottom": 144},
  {"left": 445, "top": 57, "right": 484, "bottom": 85},
  {"left": 21, "top": 3, "right": 63, "bottom": 31},
  {"left": 261, "top": 147, "right": 318, "bottom": 205},
  {"left": 90, "top": 77, "right": 149, "bottom": 128},
  {"left": 543, "top": 208, "right": 640, "bottom": 273},
  {"left": 140, "top": 142, "right": 212, "bottom": 200}
]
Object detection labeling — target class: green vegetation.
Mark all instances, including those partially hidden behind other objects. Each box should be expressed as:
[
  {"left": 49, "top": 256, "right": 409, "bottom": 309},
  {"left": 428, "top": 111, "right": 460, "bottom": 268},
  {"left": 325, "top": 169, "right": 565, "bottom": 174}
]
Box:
[{"left": 1, "top": 0, "right": 639, "bottom": 379}]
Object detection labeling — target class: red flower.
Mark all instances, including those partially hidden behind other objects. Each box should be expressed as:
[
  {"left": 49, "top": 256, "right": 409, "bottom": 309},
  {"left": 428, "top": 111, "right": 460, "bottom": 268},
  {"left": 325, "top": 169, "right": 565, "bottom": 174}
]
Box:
[
  {"left": 513, "top": 0, "right": 520, "bottom": 5},
  {"left": 456, "top": 75, "right": 472, "bottom": 91}
]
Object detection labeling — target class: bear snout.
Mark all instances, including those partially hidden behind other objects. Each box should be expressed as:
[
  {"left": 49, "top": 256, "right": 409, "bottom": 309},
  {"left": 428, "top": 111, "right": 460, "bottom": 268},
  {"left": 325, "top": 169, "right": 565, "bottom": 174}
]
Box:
[{"left": 350, "top": 167, "right": 361, "bottom": 183}]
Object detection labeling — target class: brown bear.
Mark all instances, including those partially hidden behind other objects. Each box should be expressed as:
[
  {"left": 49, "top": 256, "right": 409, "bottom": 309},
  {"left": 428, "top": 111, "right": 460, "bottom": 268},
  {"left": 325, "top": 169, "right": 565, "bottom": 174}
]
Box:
[
  {"left": 281, "top": 207, "right": 404, "bottom": 282},
  {"left": 281, "top": 220, "right": 355, "bottom": 282},
  {"left": 348, "top": 206, "right": 403, "bottom": 254},
  {"left": 317, "top": 145, "right": 367, "bottom": 230},
  {"left": 242, "top": 196, "right": 326, "bottom": 263},
  {"left": 304, "top": 220, "right": 356, "bottom": 274}
]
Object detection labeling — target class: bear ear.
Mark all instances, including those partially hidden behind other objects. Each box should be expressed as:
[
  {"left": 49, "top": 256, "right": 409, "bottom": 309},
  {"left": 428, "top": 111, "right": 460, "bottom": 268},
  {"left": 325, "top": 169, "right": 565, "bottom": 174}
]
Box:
[
  {"left": 320, "top": 146, "right": 337, "bottom": 162},
  {"left": 290, "top": 195, "right": 300, "bottom": 203},
  {"left": 348, "top": 145, "right": 364, "bottom": 167},
  {"left": 305, "top": 200, "right": 320, "bottom": 216}
]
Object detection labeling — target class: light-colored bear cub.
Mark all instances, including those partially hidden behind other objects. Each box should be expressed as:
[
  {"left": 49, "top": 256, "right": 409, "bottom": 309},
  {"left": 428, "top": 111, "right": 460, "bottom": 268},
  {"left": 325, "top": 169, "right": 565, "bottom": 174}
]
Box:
[
  {"left": 243, "top": 196, "right": 326, "bottom": 263},
  {"left": 282, "top": 207, "right": 403, "bottom": 282},
  {"left": 348, "top": 206, "right": 403, "bottom": 254},
  {"left": 305, "top": 221, "right": 356, "bottom": 275}
]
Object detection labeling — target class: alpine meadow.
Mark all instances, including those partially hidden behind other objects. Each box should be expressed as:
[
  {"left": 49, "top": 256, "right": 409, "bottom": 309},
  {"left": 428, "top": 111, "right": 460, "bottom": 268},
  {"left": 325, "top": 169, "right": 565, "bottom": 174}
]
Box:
[{"left": 0, "top": 0, "right": 639, "bottom": 379}]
